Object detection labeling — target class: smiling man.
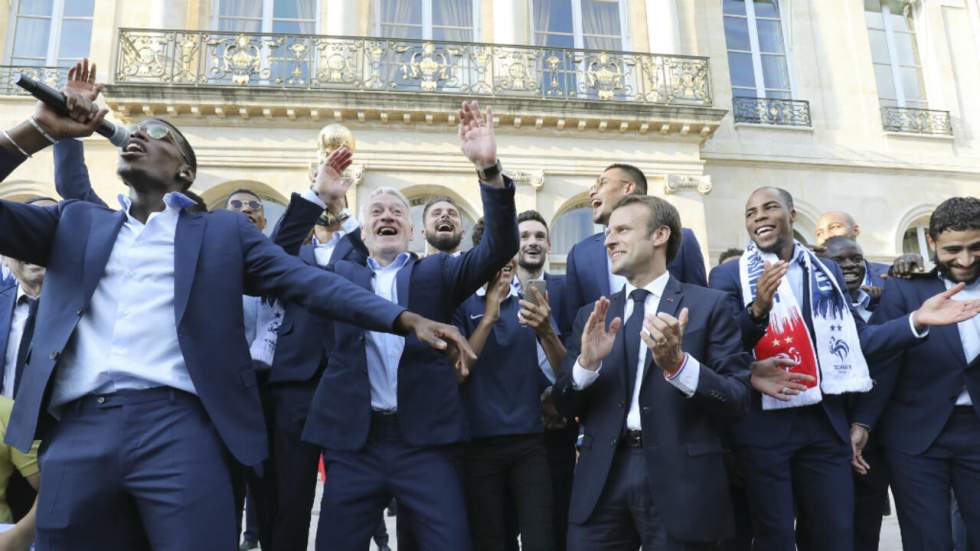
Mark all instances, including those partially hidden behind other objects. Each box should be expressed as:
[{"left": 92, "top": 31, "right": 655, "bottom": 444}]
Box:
[
  {"left": 421, "top": 196, "right": 465, "bottom": 255},
  {"left": 226, "top": 189, "right": 267, "bottom": 231},
  {"left": 852, "top": 197, "right": 980, "bottom": 551},
  {"left": 709, "top": 187, "right": 980, "bottom": 551}
]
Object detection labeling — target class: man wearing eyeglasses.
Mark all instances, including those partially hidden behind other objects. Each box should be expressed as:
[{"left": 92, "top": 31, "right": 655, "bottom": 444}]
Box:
[{"left": 0, "top": 63, "right": 474, "bottom": 550}]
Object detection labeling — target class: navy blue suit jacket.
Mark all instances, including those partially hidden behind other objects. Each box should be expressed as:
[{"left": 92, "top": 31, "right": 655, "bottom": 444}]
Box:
[
  {"left": 0, "top": 285, "right": 17, "bottom": 383},
  {"left": 267, "top": 193, "right": 367, "bottom": 386},
  {"left": 0, "top": 148, "right": 407, "bottom": 466},
  {"left": 302, "top": 180, "right": 519, "bottom": 451},
  {"left": 853, "top": 274, "right": 979, "bottom": 455},
  {"left": 560, "top": 228, "right": 706, "bottom": 336},
  {"left": 708, "top": 257, "right": 923, "bottom": 446},
  {"left": 553, "top": 277, "right": 750, "bottom": 542}
]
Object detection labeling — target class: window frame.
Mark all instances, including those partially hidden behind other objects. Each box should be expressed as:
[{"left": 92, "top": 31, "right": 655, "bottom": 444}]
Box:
[
  {"left": 866, "top": 0, "right": 925, "bottom": 108},
  {"left": 211, "top": 0, "right": 321, "bottom": 34},
  {"left": 371, "top": 0, "right": 482, "bottom": 42},
  {"left": 528, "top": 0, "right": 632, "bottom": 51},
  {"left": 5, "top": 0, "right": 94, "bottom": 67},
  {"left": 723, "top": 0, "right": 793, "bottom": 99}
]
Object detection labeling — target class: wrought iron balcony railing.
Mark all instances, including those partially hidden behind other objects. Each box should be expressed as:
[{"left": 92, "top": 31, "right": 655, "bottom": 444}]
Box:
[
  {"left": 0, "top": 65, "right": 68, "bottom": 96},
  {"left": 880, "top": 106, "right": 952, "bottom": 135},
  {"left": 111, "top": 28, "right": 713, "bottom": 106},
  {"left": 732, "top": 96, "right": 811, "bottom": 127}
]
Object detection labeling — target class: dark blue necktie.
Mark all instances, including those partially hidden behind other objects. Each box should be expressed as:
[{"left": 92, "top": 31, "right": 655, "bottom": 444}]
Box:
[
  {"left": 624, "top": 288, "right": 650, "bottom": 397},
  {"left": 9, "top": 296, "right": 38, "bottom": 398}
]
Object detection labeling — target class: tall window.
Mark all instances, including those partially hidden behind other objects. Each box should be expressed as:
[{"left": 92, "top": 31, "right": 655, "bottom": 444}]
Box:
[
  {"left": 723, "top": 0, "right": 791, "bottom": 99},
  {"left": 551, "top": 203, "right": 595, "bottom": 256},
  {"left": 865, "top": 0, "right": 926, "bottom": 108},
  {"left": 531, "top": 0, "right": 627, "bottom": 50},
  {"left": 216, "top": 0, "right": 317, "bottom": 33},
  {"left": 8, "top": 0, "right": 94, "bottom": 67},
  {"left": 374, "top": 0, "right": 477, "bottom": 41},
  {"left": 901, "top": 217, "right": 933, "bottom": 268}
]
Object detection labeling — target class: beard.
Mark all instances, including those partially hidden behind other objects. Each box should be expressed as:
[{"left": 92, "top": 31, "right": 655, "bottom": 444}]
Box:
[
  {"left": 518, "top": 254, "right": 545, "bottom": 272},
  {"left": 935, "top": 255, "right": 980, "bottom": 285},
  {"left": 427, "top": 232, "right": 463, "bottom": 253}
]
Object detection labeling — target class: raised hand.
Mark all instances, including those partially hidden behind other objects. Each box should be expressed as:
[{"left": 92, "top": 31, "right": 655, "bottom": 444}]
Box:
[
  {"left": 641, "top": 308, "right": 689, "bottom": 376},
  {"left": 32, "top": 58, "right": 108, "bottom": 140},
  {"left": 750, "top": 357, "right": 815, "bottom": 400},
  {"left": 457, "top": 100, "right": 497, "bottom": 170},
  {"left": 751, "top": 260, "right": 789, "bottom": 320},
  {"left": 518, "top": 287, "right": 555, "bottom": 337},
  {"left": 312, "top": 145, "right": 353, "bottom": 212},
  {"left": 483, "top": 265, "right": 514, "bottom": 324},
  {"left": 579, "top": 297, "right": 622, "bottom": 371},
  {"left": 66, "top": 58, "right": 104, "bottom": 102},
  {"left": 911, "top": 282, "right": 980, "bottom": 329}
]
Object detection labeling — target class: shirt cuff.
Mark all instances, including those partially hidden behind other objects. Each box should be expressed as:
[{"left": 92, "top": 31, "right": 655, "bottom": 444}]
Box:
[
  {"left": 339, "top": 211, "right": 359, "bottom": 233},
  {"left": 572, "top": 357, "right": 601, "bottom": 390},
  {"left": 908, "top": 313, "right": 929, "bottom": 338},
  {"left": 300, "top": 188, "right": 327, "bottom": 209},
  {"left": 664, "top": 354, "right": 699, "bottom": 397}
]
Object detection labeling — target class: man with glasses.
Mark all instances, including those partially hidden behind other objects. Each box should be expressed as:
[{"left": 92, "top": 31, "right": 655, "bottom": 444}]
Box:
[{"left": 0, "top": 62, "right": 472, "bottom": 550}]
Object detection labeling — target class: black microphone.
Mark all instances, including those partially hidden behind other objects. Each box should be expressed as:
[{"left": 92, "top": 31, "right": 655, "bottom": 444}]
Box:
[{"left": 15, "top": 73, "right": 129, "bottom": 147}]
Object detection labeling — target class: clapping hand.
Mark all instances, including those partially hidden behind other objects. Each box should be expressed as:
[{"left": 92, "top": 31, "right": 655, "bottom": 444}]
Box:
[
  {"left": 578, "top": 297, "right": 621, "bottom": 371},
  {"left": 750, "top": 261, "right": 788, "bottom": 320},
  {"left": 641, "top": 308, "right": 689, "bottom": 376}
]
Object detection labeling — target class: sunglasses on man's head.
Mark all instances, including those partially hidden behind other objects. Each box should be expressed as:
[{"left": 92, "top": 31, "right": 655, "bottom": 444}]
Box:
[{"left": 229, "top": 199, "right": 263, "bottom": 210}]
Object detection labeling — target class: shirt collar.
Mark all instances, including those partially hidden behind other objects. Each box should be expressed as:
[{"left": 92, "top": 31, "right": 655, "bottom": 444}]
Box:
[
  {"left": 117, "top": 192, "right": 194, "bottom": 223},
  {"left": 853, "top": 288, "right": 871, "bottom": 310},
  {"left": 367, "top": 251, "right": 412, "bottom": 272},
  {"left": 940, "top": 272, "right": 980, "bottom": 292},
  {"left": 15, "top": 285, "right": 36, "bottom": 304},
  {"left": 623, "top": 271, "right": 670, "bottom": 301}
]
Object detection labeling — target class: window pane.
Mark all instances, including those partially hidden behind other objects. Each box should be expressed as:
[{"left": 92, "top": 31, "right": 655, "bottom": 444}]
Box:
[
  {"left": 551, "top": 207, "right": 594, "bottom": 256},
  {"left": 58, "top": 19, "right": 93, "bottom": 62},
  {"left": 381, "top": 23, "right": 422, "bottom": 39},
  {"left": 723, "top": 0, "right": 746, "bottom": 15},
  {"left": 17, "top": 0, "right": 52, "bottom": 16},
  {"left": 536, "top": 32, "right": 574, "bottom": 48},
  {"left": 63, "top": 0, "right": 95, "bottom": 17},
  {"left": 272, "top": 20, "right": 314, "bottom": 33},
  {"left": 753, "top": 0, "right": 779, "bottom": 18},
  {"left": 732, "top": 86, "right": 757, "bottom": 98},
  {"left": 533, "top": 0, "right": 573, "bottom": 34},
  {"left": 433, "top": 27, "right": 474, "bottom": 41},
  {"left": 581, "top": 0, "right": 623, "bottom": 48},
  {"left": 760, "top": 54, "right": 789, "bottom": 90},
  {"left": 867, "top": 29, "right": 890, "bottom": 64},
  {"left": 898, "top": 66, "right": 926, "bottom": 102},
  {"left": 873, "top": 63, "right": 897, "bottom": 101},
  {"left": 765, "top": 89, "right": 791, "bottom": 99},
  {"left": 433, "top": 0, "right": 473, "bottom": 27},
  {"left": 756, "top": 19, "right": 785, "bottom": 53},
  {"left": 887, "top": 2, "right": 910, "bottom": 32},
  {"left": 12, "top": 17, "right": 51, "bottom": 60},
  {"left": 892, "top": 32, "right": 920, "bottom": 66},
  {"left": 724, "top": 16, "right": 751, "bottom": 51},
  {"left": 219, "top": 0, "right": 262, "bottom": 18},
  {"left": 728, "top": 51, "right": 756, "bottom": 88},
  {"left": 218, "top": 17, "right": 262, "bottom": 32},
  {"left": 273, "top": 0, "right": 317, "bottom": 19},
  {"left": 864, "top": 2, "right": 884, "bottom": 30}
]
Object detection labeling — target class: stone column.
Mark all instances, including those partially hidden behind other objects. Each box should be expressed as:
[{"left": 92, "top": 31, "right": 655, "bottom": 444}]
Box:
[
  {"left": 494, "top": 0, "right": 528, "bottom": 45},
  {"left": 327, "top": 0, "right": 367, "bottom": 36},
  {"left": 662, "top": 173, "right": 712, "bottom": 270},
  {"left": 645, "top": 0, "right": 680, "bottom": 54},
  {"left": 150, "top": 0, "right": 187, "bottom": 29}
]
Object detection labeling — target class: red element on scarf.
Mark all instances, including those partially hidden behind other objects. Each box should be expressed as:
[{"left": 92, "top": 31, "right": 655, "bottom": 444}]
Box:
[{"left": 754, "top": 308, "right": 819, "bottom": 389}]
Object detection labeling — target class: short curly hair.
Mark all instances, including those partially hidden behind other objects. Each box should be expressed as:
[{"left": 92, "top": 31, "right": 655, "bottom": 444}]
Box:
[{"left": 929, "top": 197, "right": 980, "bottom": 239}]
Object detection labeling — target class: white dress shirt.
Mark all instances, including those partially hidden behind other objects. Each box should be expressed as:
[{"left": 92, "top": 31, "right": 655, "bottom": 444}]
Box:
[
  {"left": 2, "top": 287, "right": 35, "bottom": 399},
  {"left": 572, "top": 272, "right": 701, "bottom": 430},
  {"left": 248, "top": 298, "right": 284, "bottom": 367},
  {"left": 51, "top": 193, "right": 197, "bottom": 408},
  {"left": 852, "top": 289, "right": 873, "bottom": 323},
  {"left": 365, "top": 252, "right": 412, "bottom": 411},
  {"left": 945, "top": 276, "right": 980, "bottom": 406},
  {"left": 298, "top": 188, "right": 360, "bottom": 268}
]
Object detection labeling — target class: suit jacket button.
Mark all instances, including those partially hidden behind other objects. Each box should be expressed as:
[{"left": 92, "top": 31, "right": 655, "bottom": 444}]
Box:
[
  {"left": 49, "top": 351, "right": 60, "bottom": 360},
  {"left": 75, "top": 307, "right": 84, "bottom": 316},
  {"left": 642, "top": 406, "right": 650, "bottom": 412},
  {"left": 610, "top": 438, "right": 617, "bottom": 448},
  {"left": 618, "top": 401, "right": 625, "bottom": 409}
]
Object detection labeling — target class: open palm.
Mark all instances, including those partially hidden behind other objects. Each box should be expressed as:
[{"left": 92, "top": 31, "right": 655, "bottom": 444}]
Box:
[
  {"left": 457, "top": 100, "right": 497, "bottom": 167},
  {"left": 914, "top": 283, "right": 980, "bottom": 327},
  {"left": 579, "top": 297, "right": 621, "bottom": 370},
  {"left": 65, "top": 58, "right": 103, "bottom": 102}
]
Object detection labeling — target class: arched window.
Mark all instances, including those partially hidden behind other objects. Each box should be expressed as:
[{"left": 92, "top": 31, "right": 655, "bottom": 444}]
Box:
[
  {"left": 408, "top": 196, "right": 476, "bottom": 255},
  {"left": 551, "top": 201, "right": 596, "bottom": 256},
  {"left": 901, "top": 215, "right": 933, "bottom": 267},
  {"left": 203, "top": 183, "right": 288, "bottom": 237}
]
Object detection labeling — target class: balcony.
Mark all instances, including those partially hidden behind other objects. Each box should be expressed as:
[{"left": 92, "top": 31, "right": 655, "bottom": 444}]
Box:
[
  {"left": 95, "top": 28, "right": 725, "bottom": 136},
  {"left": 880, "top": 106, "right": 952, "bottom": 136},
  {"left": 0, "top": 65, "right": 68, "bottom": 96},
  {"left": 732, "top": 97, "right": 811, "bottom": 127}
]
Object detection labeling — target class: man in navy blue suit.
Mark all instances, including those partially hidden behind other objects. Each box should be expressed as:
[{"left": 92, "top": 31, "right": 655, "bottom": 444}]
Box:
[
  {"left": 301, "top": 100, "right": 518, "bottom": 550},
  {"left": 554, "top": 194, "right": 751, "bottom": 550},
  {"left": 851, "top": 197, "right": 980, "bottom": 551},
  {"left": 709, "top": 187, "right": 980, "bottom": 551},
  {"left": 0, "top": 83, "right": 471, "bottom": 550},
  {"left": 561, "top": 164, "right": 706, "bottom": 338},
  {"left": 816, "top": 211, "right": 889, "bottom": 289}
]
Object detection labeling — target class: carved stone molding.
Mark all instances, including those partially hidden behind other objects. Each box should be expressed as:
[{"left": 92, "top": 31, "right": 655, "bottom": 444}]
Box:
[
  {"left": 664, "top": 174, "right": 712, "bottom": 195},
  {"left": 507, "top": 169, "right": 545, "bottom": 191}
]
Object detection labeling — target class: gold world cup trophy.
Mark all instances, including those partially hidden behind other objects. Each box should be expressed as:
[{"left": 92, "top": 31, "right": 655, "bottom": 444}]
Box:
[{"left": 311, "top": 123, "right": 357, "bottom": 227}]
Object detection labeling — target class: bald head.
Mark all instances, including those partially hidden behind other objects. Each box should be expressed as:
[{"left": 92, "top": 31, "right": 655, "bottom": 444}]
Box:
[{"left": 815, "top": 211, "right": 859, "bottom": 245}]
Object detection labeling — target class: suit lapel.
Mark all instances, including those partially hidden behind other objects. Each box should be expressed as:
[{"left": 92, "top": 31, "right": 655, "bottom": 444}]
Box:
[
  {"left": 81, "top": 210, "right": 126, "bottom": 304},
  {"left": 299, "top": 244, "right": 317, "bottom": 267},
  {"left": 0, "top": 287, "right": 16, "bottom": 361},
  {"left": 329, "top": 237, "right": 353, "bottom": 266},
  {"left": 395, "top": 256, "right": 417, "bottom": 308},
  {"left": 589, "top": 233, "right": 612, "bottom": 296},
  {"left": 174, "top": 212, "right": 205, "bottom": 326}
]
